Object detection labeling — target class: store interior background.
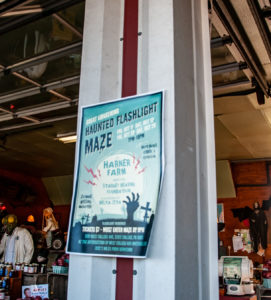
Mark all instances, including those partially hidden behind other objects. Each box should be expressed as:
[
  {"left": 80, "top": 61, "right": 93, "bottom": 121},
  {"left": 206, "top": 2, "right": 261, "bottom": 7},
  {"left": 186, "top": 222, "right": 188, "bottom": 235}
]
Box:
[
  {"left": 212, "top": 0, "right": 271, "bottom": 265},
  {"left": 0, "top": 0, "right": 271, "bottom": 271},
  {"left": 0, "top": 0, "right": 85, "bottom": 231}
]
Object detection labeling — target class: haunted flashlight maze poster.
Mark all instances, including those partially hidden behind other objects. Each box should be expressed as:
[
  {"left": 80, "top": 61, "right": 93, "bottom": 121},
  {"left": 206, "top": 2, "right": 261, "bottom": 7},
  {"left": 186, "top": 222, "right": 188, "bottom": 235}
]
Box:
[{"left": 67, "top": 91, "right": 164, "bottom": 258}]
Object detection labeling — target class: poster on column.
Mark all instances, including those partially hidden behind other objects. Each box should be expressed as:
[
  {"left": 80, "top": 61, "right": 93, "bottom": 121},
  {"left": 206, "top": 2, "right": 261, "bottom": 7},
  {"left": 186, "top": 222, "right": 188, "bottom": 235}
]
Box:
[{"left": 67, "top": 91, "right": 164, "bottom": 257}]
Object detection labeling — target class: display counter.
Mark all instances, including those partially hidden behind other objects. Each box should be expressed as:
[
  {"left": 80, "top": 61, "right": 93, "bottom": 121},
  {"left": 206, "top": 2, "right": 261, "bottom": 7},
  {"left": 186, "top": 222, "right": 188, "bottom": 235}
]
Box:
[
  {"left": 4, "top": 249, "right": 70, "bottom": 299},
  {"left": 22, "top": 273, "right": 47, "bottom": 286}
]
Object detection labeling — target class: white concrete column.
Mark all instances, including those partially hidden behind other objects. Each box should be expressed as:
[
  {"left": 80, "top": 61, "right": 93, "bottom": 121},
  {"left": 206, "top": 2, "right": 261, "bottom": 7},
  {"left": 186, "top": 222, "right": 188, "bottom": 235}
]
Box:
[
  {"left": 67, "top": 1, "right": 124, "bottom": 299},
  {"left": 134, "top": 0, "right": 218, "bottom": 299},
  {"left": 174, "top": 1, "right": 218, "bottom": 298},
  {"left": 68, "top": 0, "right": 218, "bottom": 299}
]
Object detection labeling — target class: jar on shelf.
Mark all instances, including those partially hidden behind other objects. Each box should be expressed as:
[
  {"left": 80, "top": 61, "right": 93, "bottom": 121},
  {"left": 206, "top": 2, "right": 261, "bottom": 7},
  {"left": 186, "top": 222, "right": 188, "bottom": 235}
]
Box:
[
  {"left": 2, "top": 277, "right": 9, "bottom": 290},
  {"left": 23, "top": 264, "right": 29, "bottom": 273},
  {"left": 0, "top": 265, "right": 5, "bottom": 277},
  {"left": 4, "top": 265, "right": 11, "bottom": 277},
  {"left": 33, "top": 263, "right": 38, "bottom": 274},
  {"left": 8, "top": 270, "right": 14, "bottom": 278},
  {"left": 28, "top": 264, "right": 34, "bottom": 274},
  {"left": 40, "top": 264, "right": 47, "bottom": 274},
  {"left": 14, "top": 263, "right": 21, "bottom": 271}
]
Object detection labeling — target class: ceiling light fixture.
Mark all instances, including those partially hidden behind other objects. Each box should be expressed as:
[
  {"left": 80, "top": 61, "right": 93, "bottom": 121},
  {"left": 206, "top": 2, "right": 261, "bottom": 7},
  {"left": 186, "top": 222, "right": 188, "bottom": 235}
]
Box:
[{"left": 56, "top": 132, "right": 77, "bottom": 144}]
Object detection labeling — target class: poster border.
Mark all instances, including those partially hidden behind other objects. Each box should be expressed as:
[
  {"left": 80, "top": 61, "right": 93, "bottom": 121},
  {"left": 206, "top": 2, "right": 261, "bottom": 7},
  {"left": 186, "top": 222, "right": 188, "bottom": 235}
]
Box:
[{"left": 67, "top": 90, "right": 165, "bottom": 258}]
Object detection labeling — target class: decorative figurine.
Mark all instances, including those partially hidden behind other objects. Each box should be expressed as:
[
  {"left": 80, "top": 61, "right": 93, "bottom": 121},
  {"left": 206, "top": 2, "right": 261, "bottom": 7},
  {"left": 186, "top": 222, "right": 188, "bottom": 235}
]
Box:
[
  {"left": 0, "top": 214, "right": 34, "bottom": 265},
  {"left": 42, "top": 207, "right": 59, "bottom": 249},
  {"left": 249, "top": 201, "right": 268, "bottom": 256}
]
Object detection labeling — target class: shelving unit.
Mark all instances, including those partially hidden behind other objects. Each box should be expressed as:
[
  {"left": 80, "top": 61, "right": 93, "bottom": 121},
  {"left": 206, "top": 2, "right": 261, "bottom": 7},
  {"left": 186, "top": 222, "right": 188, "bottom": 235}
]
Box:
[
  {"left": 256, "top": 285, "right": 271, "bottom": 299},
  {"left": 21, "top": 272, "right": 68, "bottom": 300},
  {"left": 22, "top": 273, "right": 47, "bottom": 285},
  {"left": 48, "top": 272, "right": 68, "bottom": 300}
]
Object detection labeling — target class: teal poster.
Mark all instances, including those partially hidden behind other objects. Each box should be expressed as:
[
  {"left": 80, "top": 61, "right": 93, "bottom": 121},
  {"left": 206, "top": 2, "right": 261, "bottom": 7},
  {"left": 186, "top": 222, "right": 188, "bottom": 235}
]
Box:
[{"left": 67, "top": 91, "right": 164, "bottom": 257}]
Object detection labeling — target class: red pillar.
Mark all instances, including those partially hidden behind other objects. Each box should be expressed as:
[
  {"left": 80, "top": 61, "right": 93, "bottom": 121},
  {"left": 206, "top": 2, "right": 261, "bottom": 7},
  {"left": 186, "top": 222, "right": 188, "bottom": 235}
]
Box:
[{"left": 115, "top": 0, "right": 138, "bottom": 299}]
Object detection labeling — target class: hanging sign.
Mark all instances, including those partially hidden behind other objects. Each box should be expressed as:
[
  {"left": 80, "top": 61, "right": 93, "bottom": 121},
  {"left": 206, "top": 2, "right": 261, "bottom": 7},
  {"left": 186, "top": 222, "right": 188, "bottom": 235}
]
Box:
[{"left": 67, "top": 91, "right": 164, "bottom": 257}]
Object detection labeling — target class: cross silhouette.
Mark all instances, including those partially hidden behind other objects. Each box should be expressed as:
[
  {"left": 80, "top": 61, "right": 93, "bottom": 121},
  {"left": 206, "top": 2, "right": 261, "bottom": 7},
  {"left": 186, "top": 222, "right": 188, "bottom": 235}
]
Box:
[
  {"left": 141, "top": 202, "right": 151, "bottom": 222},
  {"left": 86, "top": 214, "right": 90, "bottom": 224}
]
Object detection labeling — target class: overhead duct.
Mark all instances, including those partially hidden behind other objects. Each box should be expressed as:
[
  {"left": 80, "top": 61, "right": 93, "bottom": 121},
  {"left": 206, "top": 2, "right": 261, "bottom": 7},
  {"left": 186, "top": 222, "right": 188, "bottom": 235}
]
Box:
[
  {"left": 0, "top": 75, "right": 80, "bottom": 104},
  {"left": 213, "top": 79, "right": 251, "bottom": 89},
  {"left": 216, "top": 160, "right": 236, "bottom": 198},
  {"left": 0, "top": 0, "right": 84, "bottom": 35},
  {"left": 212, "top": 62, "right": 247, "bottom": 76},
  {"left": 0, "top": 41, "right": 82, "bottom": 76},
  {"left": 247, "top": 0, "right": 271, "bottom": 63},
  {"left": 213, "top": 0, "right": 270, "bottom": 101},
  {"left": 0, "top": 113, "right": 77, "bottom": 133},
  {"left": 211, "top": 36, "right": 232, "bottom": 48}
]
